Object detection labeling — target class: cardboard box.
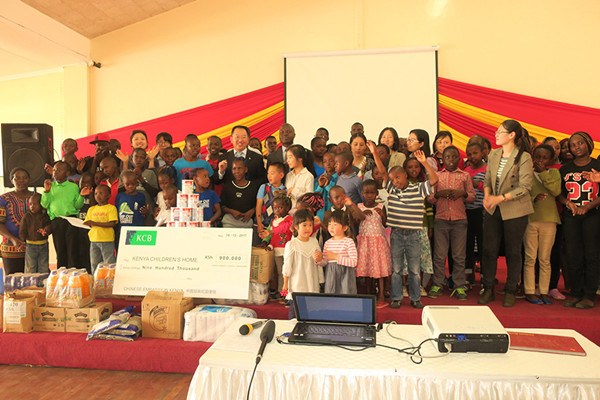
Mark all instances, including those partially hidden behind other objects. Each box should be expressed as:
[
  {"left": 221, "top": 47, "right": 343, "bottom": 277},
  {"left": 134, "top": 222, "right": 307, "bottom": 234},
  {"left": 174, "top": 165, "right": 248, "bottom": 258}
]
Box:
[
  {"left": 65, "top": 302, "right": 113, "bottom": 333},
  {"left": 33, "top": 305, "right": 66, "bottom": 332},
  {"left": 14, "top": 287, "right": 45, "bottom": 306},
  {"left": 142, "top": 291, "right": 193, "bottom": 339},
  {"left": 3, "top": 292, "right": 36, "bottom": 333},
  {"left": 250, "top": 247, "right": 274, "bottom": 284}
]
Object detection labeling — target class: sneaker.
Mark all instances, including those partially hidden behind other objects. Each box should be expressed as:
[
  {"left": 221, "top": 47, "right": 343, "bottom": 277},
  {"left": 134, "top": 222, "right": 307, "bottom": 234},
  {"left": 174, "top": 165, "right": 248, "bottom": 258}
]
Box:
[
  {"left": 420, "top": 286, "right": 427, "bottom": 296},
  {"left": 428, "top": 285, "right": 443, "bottom": 298},
  {"left": 525, "top": 294, "right": 543, "bottom": 305},
  {"left": 376, "top": 301, "right": 389, "bottom": 309},
  {"left": 451, "top": 287, "right": 468, "bottom": 300},
  {"left": 389, "top": 300, "right": 402, "bottom": 309},
  {"left": 540, "top": 295, "right": 553, "bottom": 305},
  {"left": 478, "top": 288, "right": 495, "bottom": 304},
  {"left": 402, "top": 287, "right": 408, "bottom": 298},
  {"left": 410, "top": 300, "right": 424, "bottom": 309},
  {"left": 548, "top": 288, "right": 565, "bottom": 300}
]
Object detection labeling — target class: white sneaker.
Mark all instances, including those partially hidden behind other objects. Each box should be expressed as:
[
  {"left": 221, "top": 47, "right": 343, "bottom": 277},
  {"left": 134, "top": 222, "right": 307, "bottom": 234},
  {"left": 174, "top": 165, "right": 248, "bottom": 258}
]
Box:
[
  {"left": 420, "top": 286, "right": 427, "bottom": 296},
  {"left": 402, "top": 287, "right": 408, "bottom": 298}
]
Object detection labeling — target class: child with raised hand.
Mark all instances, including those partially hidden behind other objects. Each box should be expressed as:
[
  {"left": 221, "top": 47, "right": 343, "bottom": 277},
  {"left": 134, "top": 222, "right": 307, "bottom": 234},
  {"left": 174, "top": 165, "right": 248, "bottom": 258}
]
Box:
[
  {"left": 334, "top": 151, "right": 362, "bottom": 205},
  {"left": 193, "top": 168, "right": 222, "bottom": 225},
  {"left": 256, "top": 162, "right": 286, "bottom": 234},
  {"left": 285, "top": 145, "right": 314, "bottom": 208},
  {"left": 282, "top": 209, "right": 324, "bottom": 318},
  {"left": 259, "top": 194, "right": 293, "bottom": 294},
  {"left": 523, "top": 144, "right": 561, "bottom": 305},
  {"left": 157, "top": 147, "right": 178, "bottom": 184},
  {"left": 83, "top": 184, "right": 118, "bottom": 273},
  {"left": 314, "top": 151, "right": 338, "bottom": 222},
  {"left": 132, "top": 147, "right": 159, "bottom": 199},
  {"left": 320, "top": 210, "right": 358, "bottom": 295},
  {"left": 356, "top": 179, "right": 391, "bottom": 305},
  {"left": 372, "top": 141, "right": 438, "bottom": 309},
  {"left": 77, "top": 172, "right": 96, "bottom": 272},
  {"left": 173, "top": 134, "right": 213, "bottom": 190},
  {"left": 427, "top": 146, "right": 475, "bottom": 300},
  {"left": 19, "top": 193, "right": 51, "bottom": 273}
]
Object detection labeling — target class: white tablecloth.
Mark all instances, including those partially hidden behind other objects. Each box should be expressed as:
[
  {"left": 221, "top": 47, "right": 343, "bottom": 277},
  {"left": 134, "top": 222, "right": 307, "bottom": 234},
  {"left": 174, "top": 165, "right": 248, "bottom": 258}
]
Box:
[{"left": 187, "top": 318, "right": 600, "bottom": 400}]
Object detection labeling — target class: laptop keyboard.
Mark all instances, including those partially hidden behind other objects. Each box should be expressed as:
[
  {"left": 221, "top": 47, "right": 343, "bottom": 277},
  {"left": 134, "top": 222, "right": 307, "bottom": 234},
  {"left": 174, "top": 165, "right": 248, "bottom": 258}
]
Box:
[{"left": 302, "top": 324, "right": 366, "bottom": 337}]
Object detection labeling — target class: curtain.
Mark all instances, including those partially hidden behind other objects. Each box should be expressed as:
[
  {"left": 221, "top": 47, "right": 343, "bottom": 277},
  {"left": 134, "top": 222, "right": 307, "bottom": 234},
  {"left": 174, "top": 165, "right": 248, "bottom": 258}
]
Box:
[
  {"left": 438, "top": 77, "right": 600, "bottom": 157},
  {"left": 76, "top": 83, "right": 284, "bottom": 157}
]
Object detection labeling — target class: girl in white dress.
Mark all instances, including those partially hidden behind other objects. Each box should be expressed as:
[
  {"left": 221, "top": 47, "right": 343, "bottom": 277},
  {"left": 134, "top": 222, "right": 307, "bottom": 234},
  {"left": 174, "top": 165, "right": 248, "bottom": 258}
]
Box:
[{"left": 282, "top": 209, "right": 323, "bottom": 318}]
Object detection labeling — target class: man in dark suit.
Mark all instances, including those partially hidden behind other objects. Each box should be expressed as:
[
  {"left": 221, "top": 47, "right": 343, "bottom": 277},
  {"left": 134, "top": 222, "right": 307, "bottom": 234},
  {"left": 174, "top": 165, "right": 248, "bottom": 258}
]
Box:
[
  {"left": 216, "top": 125, "right": 266, "bottom": 184},
  {"left": 266, "top": 123, "right": 316, "bottom": 176},
  {"left": 266, "top": 123, "right": 296, "bottom": 172}
]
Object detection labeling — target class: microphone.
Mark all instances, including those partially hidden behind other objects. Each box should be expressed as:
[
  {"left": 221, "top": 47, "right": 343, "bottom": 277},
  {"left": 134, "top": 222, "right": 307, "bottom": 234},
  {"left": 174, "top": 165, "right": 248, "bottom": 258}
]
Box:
[
  {"left": 255, "top": 320, "right": 276, "bottom": 364},
  {"left": 239, "top": 320, "right": 265, "bottom": 336}
]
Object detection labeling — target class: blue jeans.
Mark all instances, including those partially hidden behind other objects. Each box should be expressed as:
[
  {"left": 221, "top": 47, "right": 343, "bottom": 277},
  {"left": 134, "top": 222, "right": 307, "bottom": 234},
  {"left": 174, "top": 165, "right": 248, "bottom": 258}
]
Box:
[
  {"left": 391, "top": 228, "right": 421, "bottom": 302},
  {"left": 24, "top": 242, "right": 49, "bottom": 274},
  {"left": 90, "top": 241, "right": 116, "bottom": 274}
]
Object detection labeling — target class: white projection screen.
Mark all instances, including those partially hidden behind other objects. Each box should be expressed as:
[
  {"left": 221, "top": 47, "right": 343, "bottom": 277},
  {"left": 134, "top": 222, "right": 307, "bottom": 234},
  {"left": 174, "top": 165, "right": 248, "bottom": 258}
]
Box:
[{"left": 285, "top": 47, "right": 439, "bottom": 147}]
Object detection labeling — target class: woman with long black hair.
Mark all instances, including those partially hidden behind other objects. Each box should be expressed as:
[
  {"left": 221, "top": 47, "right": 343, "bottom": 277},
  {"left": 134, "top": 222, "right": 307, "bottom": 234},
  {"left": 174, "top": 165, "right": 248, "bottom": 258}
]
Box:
[{"left": 478, "top": 119, "right": 533, "bottom": 307}]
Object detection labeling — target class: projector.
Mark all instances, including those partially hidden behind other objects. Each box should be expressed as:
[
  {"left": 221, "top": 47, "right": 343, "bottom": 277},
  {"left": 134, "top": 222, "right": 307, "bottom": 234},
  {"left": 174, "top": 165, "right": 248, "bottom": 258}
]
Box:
[{"left": 422, "top": 306, "right": 509, "bottom": 353}]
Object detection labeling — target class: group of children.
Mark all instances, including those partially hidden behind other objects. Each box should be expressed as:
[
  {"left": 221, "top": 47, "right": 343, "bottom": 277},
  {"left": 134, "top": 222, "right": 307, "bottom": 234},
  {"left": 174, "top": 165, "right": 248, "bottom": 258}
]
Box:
[{"left": 13, "top": 123, "right": 599, "bottom": 311}]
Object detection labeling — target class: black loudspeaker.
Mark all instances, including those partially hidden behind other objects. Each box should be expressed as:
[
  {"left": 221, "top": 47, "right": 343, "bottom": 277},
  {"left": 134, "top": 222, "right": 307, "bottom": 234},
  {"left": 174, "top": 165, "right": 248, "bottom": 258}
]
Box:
[{"left": 2, "top": 123, "right": 54, "bottom": 187}]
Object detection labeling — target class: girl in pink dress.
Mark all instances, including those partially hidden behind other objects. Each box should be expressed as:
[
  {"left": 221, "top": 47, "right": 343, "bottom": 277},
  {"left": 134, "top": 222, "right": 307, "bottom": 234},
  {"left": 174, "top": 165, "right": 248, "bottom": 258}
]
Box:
[{"left": 356, "top": 179, "right": 391, "bottom": 304}]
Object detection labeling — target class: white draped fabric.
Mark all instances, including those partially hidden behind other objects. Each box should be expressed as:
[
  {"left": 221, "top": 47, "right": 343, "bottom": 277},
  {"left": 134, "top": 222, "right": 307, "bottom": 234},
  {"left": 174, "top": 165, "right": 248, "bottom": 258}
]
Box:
[{"left": 187, "top": 320, "right": 600, "bottom": 400}]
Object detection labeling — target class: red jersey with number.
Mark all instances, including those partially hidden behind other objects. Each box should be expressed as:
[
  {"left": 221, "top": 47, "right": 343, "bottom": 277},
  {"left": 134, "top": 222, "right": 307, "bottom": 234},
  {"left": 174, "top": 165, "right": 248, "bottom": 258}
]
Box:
[{"left": 560, "top": 159, "right": 600, "bottom": 214}]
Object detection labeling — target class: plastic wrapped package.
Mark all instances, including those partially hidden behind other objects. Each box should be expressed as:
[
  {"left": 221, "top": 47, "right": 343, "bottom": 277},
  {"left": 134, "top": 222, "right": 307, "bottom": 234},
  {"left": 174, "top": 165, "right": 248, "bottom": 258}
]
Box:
[
  {"left": 46, "top": 268, "right": 94, "bottom": 308},
  {"left": 86, "top": 306, "right": 135, "bottom": 340},
  {"left": 183, "top": 305, "right": 257, "bottom": 342},
  {"left": 93, "top": 264, "right": 115, "bottom": 297},
  {"left": 4, "top": 273, "right": 49, "bottom": 292},
  {"left": 213, "top": 282, "right": 269, "bottom": 306},
  {"left": 89, "top": 311, "right": 141, "bottom": 341}
]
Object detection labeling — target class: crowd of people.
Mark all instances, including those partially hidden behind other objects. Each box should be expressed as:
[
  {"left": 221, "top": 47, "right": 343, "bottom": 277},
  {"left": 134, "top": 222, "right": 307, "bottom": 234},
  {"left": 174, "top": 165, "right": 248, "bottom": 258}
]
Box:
[{"left": 0, "top": 120, "right": 598, "bottom": 311}]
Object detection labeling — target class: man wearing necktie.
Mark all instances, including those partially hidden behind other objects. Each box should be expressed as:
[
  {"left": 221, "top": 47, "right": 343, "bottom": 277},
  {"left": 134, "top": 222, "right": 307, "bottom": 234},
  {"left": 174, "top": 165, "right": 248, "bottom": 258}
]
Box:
[{"left": 216, "top": 125, "right": 267, "bottom": 185}]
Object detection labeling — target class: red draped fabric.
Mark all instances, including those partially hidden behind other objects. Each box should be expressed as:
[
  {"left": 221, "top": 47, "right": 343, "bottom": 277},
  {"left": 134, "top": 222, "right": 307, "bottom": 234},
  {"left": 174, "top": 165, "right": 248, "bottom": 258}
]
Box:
[
  {"left": 438, "top": 78, "right": 600, "bottom": 157},
  {"left": 76, "top": 83, "right": 284, "bottom": 157},
  {"left": 77, "top": 79, "right": 599, "bottom": 159}
]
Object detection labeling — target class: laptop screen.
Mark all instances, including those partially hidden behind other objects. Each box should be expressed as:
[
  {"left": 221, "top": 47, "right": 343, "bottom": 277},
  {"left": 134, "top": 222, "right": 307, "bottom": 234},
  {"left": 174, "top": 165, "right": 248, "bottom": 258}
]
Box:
[{"left": 293, "top": 293, "right": 376, "bottom": 324}]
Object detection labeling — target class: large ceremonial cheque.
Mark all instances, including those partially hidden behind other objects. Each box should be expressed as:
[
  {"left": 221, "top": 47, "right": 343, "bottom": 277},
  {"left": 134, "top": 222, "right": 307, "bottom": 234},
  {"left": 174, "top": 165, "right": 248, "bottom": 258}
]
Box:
[{"left": 113, "top": 227, "right": 252, "bottom": 298}]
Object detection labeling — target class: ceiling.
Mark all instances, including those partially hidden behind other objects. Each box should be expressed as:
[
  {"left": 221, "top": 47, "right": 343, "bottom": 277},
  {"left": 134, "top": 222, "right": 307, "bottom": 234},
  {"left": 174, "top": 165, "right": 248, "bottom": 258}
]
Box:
[
  {"left": 0, "top": 0, "right": 196, "bottom": 81},
  {"left": 21, "top": 0, "right": 196, "bottom": 39}
]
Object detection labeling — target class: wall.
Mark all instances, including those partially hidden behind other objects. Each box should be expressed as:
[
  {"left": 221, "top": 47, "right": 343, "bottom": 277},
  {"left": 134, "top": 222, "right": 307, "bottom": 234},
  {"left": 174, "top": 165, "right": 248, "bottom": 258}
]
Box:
[
  {"left": 90, "top": 0, "right": 600, "bottom": 137},
  {"left": 0, "top": 65, "right": 89, "bottom": 184}
]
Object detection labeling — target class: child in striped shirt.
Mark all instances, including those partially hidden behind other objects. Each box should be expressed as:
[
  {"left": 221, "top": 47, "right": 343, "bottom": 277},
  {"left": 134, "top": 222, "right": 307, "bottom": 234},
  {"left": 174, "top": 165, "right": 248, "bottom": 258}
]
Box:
[
  {"left": 320, "top": 210, "right": 358, "bottom": 294},
  {"left": 464, "top": 142, "right": 487, "bottom": 285},
  {"left": 371, "top": 143, "right": 438, "bottom": 309}
]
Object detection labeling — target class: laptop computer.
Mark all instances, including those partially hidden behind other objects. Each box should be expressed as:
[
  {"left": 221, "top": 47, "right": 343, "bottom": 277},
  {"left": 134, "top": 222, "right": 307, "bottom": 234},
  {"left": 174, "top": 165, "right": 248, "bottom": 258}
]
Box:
[{"left": 289, "top": 292, "right": 377, "bottom": 347}]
